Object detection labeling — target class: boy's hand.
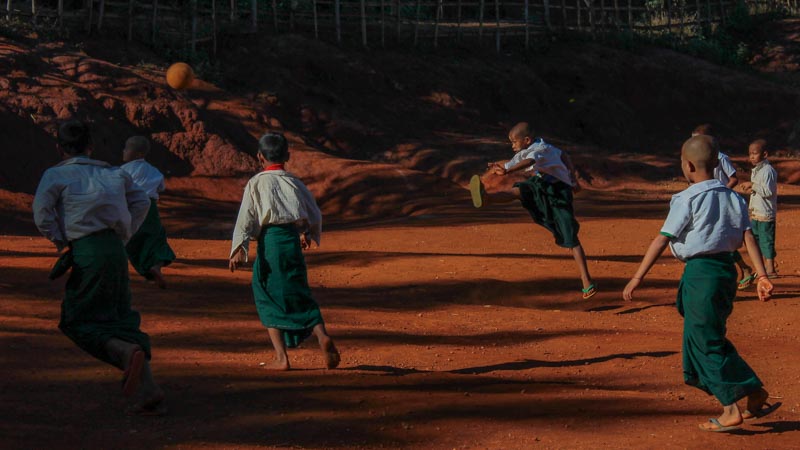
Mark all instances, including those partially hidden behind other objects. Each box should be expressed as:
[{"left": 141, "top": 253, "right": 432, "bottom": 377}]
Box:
[
  {"left": 739, "top": 182, "right": 753, "bottom": 194},
  {"left": 757, "top": 275, "right": 773, "bottom": 301},
  {"left": 493, "top": 166, "right": 508, "bottom": 176},
  {"left": 300, "top": 233, "right": 311, "bottom": 250},
  {"left": 572, "top": 182, "right": 582, "bottom": 194},
  {"left": 622, "top": 278, "right": 641, "bottom": 301},
  {"left": 229, "top": 247, "right": 246, "bottom": 272}
]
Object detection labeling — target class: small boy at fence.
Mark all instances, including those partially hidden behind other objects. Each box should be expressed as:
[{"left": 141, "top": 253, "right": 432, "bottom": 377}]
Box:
[
  {"left": 121, "top": 136, "right": 176, "bottom": 289},
  {"left": 229, "top": 132, "right": 339, "bottom": 370},
  {"left": 469, "top": 122, "right": 596, "bottom": 299},
  {"left": 623, "top": 135, "right": 780, "bottom": 432}
]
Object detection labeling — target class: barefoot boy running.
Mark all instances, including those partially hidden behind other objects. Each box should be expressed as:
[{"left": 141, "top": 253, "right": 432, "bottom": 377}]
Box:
[
  {"left": 469, "top": 122, "right": 596, "bottom": 299},
  {"left": 121, "top": 136, "right": 176, "bottom": 289},
  {"left": 229, "top": 132, "right": 340, "bottom": 370},
  {"left": 623, "top": 135, "right": 780, "bottom": 432},
  {"left": 33, "top": 120, "right": 166, "bottom": 415}
]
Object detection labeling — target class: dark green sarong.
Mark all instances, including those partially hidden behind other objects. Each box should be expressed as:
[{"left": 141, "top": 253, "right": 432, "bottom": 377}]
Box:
[
  {"left": 59, "top": 230, "right": 152, "bottom": 368},
  {"left": 514, "top": 175, "right": 580, "bottom": 249},
  {"left": 252, "top": 224, "right": 323, "bottom": 348},
  {"left": 125, "top": 199, "right": 175, "bottom": 278},
  {"left": 677, "top": 254, "right": 762, "bottom": 405},
  {"left": 751, "top": 219, "right": 776, "bottom": 259}
]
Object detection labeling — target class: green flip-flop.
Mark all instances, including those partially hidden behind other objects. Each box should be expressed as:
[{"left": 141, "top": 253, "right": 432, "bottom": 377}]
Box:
[{"left": 469, "top": 175, "right": 485, "bottom": 208}]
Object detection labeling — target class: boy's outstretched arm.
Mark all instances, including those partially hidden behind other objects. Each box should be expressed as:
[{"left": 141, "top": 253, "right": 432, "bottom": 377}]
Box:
[
  {"left": 501, "top": 158, "right": 534, "bottom": 175},
  {"left": 726, "top": 174, "right": 739, "bottom": 189},
  {"left": 743, "top": 229, "right": 774, "bottom": 301},
  {"left": 623, "top": 234, "right": 671, "bottom": 301}
]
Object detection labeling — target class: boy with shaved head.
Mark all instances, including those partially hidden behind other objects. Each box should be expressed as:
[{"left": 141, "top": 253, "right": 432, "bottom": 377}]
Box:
[
  {"left": 624, "top": 135, "right": 780, "bottom": 432},
  {"left": 470, "top": 122, "right": 596, "bottom": 299},
  {"left": 121, "top": 136, "right": 176, "bottom": 288}
]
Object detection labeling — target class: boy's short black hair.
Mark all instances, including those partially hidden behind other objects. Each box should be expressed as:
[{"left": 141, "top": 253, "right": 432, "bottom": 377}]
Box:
[
  {"left": 258, "top": 132, "right": 289, "bottom": 162},
  {"left": 57, "top": 120, "right": 90, "bottom": 155}
]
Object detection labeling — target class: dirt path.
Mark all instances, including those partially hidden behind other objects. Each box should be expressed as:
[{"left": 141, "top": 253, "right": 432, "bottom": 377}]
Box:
[{"left": 2, "top": 183, "right": 799, "bottom": 449}]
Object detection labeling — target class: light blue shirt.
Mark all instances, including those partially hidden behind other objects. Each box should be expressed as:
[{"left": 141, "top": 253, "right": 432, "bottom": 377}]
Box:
[
  {"left": 714, "top": 152, "right": 736, "bottom": 186},
  {"left": 660, "top": 179, "right": 751, "bottom": 262},
  {"left": 121, "top": 159, "right": 165, "bottom": 200}
]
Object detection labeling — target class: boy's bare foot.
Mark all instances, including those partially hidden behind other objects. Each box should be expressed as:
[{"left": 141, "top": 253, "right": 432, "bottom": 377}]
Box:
[
  {"left": 742, "top": 388, "right": 782, "bottom": 420},
  {"left": 121, "top": 347, "right": 145, "bottom": 397},
  {"left": 319, "top": 336, "right": 340, "bottom": 369},
  {"left": 148, "top": 267, "right": 166, "bottom": 289},
  {"left": 127, "top": 388, "right": 167, "bottom": 416},
  {"left": 262, "top": 357, "right": 290, "bottom": 371}
]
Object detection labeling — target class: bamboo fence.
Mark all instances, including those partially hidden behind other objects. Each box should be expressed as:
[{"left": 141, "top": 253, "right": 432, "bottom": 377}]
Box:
[{"left": 2, "top": 0, "right": 798, "bottom": 53}]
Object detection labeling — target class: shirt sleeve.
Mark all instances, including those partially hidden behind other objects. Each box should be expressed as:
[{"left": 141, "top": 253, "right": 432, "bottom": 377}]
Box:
[
  {"left": 660, "top": 196, "right": 691, "bottom": 239},
  {"left": 124, "top": 172, "right": 151, "bottom": 236},
  {"left": 752, "top": 167, "right": 777, "bottom": 198},
  {"left": 32, "top": 170, "right": 67, "bottom": 250},
  {"left": 230, "top": 181, "right": 262, "bottom": 260},
  {"left": 719, "top": 156, "right": 737, "bottom": 178}
]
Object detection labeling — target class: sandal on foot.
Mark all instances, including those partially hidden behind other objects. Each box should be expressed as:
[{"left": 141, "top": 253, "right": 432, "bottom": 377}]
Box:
[
  {"left": 737, "top": 274, "right": 756, "bottom": 290},
  {"left": 743, "top": 401, "right": 782, "bottom": 421},
  {"left": 581, "top": 284, "right": 597, "bottom": 300},
  {"left": 122, "top": 349, "right": 145, "bottom": 397},
  {"left": 699, "top": 418, "right": 740, "bottom": 432},
  {"left": 469, "top": 175, "right": 486, "bottom": 208}
]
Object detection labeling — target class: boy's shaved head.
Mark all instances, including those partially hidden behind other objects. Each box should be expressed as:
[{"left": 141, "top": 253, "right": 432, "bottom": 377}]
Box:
[
  {"left": 692, "top": 123, "right": 713, "bottom": 136},
  {"left": 124, "top": 136, "right": 151, "bottom": 155},
  {"left": 681, "top": 135, "right": 719, "bottom": 171},
  {"left": 750, "top": 139, "right": 767, "bottom": 152},
  {"left": 509, "top": 122, "right": 532, "bottom": 139}
]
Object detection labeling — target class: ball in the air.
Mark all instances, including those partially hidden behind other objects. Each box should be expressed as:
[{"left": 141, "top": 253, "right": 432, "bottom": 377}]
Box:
[{"left": 166, "top": 62, "right": 194, "bottom": 90}]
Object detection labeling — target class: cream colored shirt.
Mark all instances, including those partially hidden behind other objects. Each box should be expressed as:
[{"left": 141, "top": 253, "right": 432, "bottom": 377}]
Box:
[
  {"left": 121, "top": 159, "right": 165, "bottom": 200},
  {"left": 230, "top": 170, "right": 322, "bottom": 259},
  {"left": 33, "top": 156, "right": 151, "bottom": 250},
  {"left": 749, "top": 159, "right": 777, "bottom": 221}
]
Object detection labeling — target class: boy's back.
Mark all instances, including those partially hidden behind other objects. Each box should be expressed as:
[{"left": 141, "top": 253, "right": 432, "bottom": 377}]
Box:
[{"left": 122, "top": 159, "right": 165, "bottom": 200}]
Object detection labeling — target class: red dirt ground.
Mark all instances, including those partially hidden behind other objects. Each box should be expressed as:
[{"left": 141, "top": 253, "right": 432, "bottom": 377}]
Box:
[{"left": 2, "top": 19, "right": 800, "bottom": 449}]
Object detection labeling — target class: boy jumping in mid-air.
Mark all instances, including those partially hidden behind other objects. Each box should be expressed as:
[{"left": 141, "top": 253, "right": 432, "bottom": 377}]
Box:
[
  {"left": 469, "top": 122, "right": 596, "bottom": 299},
  {"left": 121, "top": 136, "right": 176, "bottom": 289},
  {"left": 229, "top": 132, "right": 339, "bottom": 370},
  {"left": 690, "top": 124, "right": 755, "bottom": 288},
  {"left": 741, "top": 139, "right": 779, "bottom": 278},
  {"left": 624, "top": 135, "right": 780, "bottom": 432}
]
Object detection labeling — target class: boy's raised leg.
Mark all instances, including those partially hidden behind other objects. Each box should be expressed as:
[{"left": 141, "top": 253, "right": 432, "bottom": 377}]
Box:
[
  {"left": 742, "top": 387, "right": 782, "bottom": 420},
  {"left": 264, "top": 328, "right": 290, "bottom": 371},
  {"left": 469, "top": 175, "right": 519, "bottom": 208},
  {"left": 571, "top": 245, "right": 596, "bottom": 299}
]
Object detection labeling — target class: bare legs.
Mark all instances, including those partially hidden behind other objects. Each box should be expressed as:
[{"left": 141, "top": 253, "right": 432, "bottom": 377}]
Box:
[
  {"left": 571, "top": 245, "right": 594, "bottom": 291},
  {"left": 264, "top": 324, "right": 339, "bottom": 370}
]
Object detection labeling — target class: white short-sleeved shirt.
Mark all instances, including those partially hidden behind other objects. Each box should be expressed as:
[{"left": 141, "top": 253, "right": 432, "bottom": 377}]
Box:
[
  {"left": 660, "top": 179, "right": 751, "bottom": 262},
  {"left": 714, "top": 152, "right": 737, "bottom": 186},
  {"left": 121, "top": 159, "right": 165, "bottom": 200},
  {"left": 504, "top": 138, "right": 573, "bottom": 186}
]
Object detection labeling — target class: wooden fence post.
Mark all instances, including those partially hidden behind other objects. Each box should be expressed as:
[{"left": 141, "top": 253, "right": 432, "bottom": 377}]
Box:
[
  {"left": 272, "top": 0, "right": 278, "bottom": 32},
  {"left": 31, "top": 0, "right": 35, "bottom": 25},
  {"left": 457, "top": 0, "right": 462, "bottom": 41},
  {"left": 562, "top": 0, "right": 567, "bottom": 32},
  {"left": 335, "top": 0, "right": 341, "bottom": 43},
  {"left": 524, "top": 0, "right": 529, "bottom": 48},
  {"left": 494, "top": 0, "right": 500, "bottom": 53},
  {"left": 627, "top": 0, "right": 632, "bottom": 29},
  {"left": 152, "top": 0, "right": 158, "bottom": 43},
  {"left": 127, "top": 0, "right": 134, "bottom": 41},
  {"left": 250, "top": 0, "right": 257, "bottom": 32},
  {"left": 212, "top": 0, "right": 217, "bottom": 55},
  {"left": 413, "top": 0, "right": 420, "bottom": 46},
  {"left": 86, "top": 0, "right": 93, "bottom": 32},
  {"left": 6, "top": 0, "right": 11, "bottom": 21},
  {"left": 313, "top": 0, "right": 318, "bottom": 39},
  {"left": 361, "top": 0, "right": 367, "bottom": 47},
  {"left": 478, "top": 0, "right": 484, "bottom": 43},
  {"left": 434, "top": 0, "right": 441, "bottom": 48},
  {"left": 395, "top": 0, "right": 401, "bottom": 42},
  {"left": 98, "top": 0, "right": 104, "bottom": 31},
  {"left": 544, "top": 0, "right": 552, "bottom": 31},
  {"left": 613, "top": 0, "right": 619, "bottom": 29},
  {"left": 587, "top": 0, "right": 594, "bottom": 34},
  {"left": 577, "top": 0, "right": 582, "bottom": 31},
  {"left": 191, "top": 0, "right": 197, "bottom": 54},
  {"left": 666, "top": 0, "right": 672, "bottom": 35},
  {"left": 58, "top": 0, "right": 63, "bottom": 31}
]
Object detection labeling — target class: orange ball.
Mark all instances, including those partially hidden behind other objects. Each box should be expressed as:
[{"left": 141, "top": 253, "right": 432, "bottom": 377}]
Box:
[{"left": 166, "top": 62, "right": 194, "bottom": 90}]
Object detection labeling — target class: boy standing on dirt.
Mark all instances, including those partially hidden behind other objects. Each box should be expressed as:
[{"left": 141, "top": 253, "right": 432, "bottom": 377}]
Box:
[
  {"left": 121, "top": 136, "right": 176, "bottom": 289},
  {"left": 33, "top": 120, "right": 166, "bottom": 415},
  {"left": 229, "top": 132, "right": 340, "bottom": 371},
  {"left": 690, "top": 124, "right": 755, "bottom": 288},
  {"left": 623, "top": 135, "right": 780, "bottom": 432},
  {"left": 469, "top": 122, "right": 596, "bottom": 299},
  {"left": 740, "top": 139, "right": 779, "bottom": 277}
]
